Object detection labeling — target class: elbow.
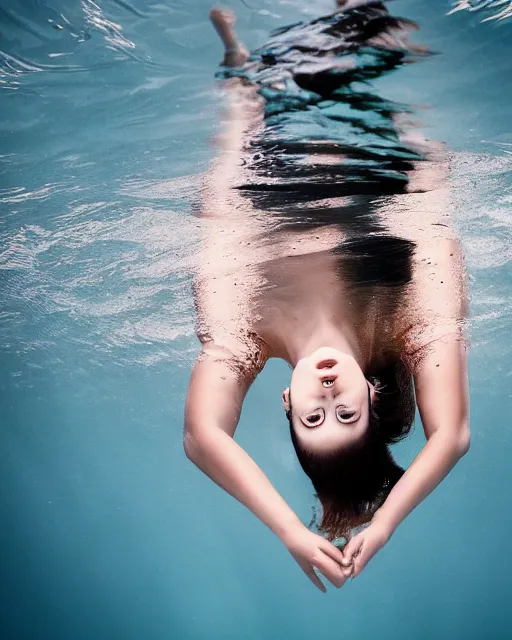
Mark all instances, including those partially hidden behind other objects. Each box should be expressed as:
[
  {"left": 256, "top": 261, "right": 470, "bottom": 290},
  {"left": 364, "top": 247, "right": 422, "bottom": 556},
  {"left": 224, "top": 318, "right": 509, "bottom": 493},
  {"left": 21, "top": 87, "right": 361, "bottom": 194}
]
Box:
[
  {"left": 458, "top": 433, "right": 470, "bottom": 457},
  {"left": 183, "top": 428, "right": 216, "bottom": 463},
  {"left": 183, "top": 430, "right": 200, "bottom": 462},
  {"left": 457, "top": 423, "right": 471, "bottom": 457},
  {"left": 184, "top": 421, "right": 228, "bottom": 462}
]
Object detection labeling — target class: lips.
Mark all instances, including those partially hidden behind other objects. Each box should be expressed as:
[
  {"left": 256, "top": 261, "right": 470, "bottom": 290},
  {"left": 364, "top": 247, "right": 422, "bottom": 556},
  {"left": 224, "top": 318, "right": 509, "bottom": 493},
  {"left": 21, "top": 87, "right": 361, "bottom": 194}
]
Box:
[{"left": 316, "top": 359, "right": 337, "bottom": 370}]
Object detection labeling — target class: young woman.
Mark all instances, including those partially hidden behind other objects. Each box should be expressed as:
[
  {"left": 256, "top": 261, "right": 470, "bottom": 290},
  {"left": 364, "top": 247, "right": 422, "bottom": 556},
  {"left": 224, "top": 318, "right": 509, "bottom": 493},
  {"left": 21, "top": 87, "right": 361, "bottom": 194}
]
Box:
[{"left": 184, "top": 1, "right": 470, "bottom": 592}]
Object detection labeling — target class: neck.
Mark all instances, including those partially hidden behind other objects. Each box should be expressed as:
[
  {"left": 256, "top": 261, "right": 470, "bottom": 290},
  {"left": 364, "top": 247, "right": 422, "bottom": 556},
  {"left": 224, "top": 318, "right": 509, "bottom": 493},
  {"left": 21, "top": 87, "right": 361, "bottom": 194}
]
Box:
[{"left": 285, "top": 320, "right": 365, "bottom": 369}]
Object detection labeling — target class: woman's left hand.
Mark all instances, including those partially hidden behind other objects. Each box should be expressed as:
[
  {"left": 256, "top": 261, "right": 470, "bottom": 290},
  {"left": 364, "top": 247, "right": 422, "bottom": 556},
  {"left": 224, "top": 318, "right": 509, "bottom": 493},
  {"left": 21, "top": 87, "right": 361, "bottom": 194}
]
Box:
[{"left": 341, "top": 520, "right": 392, "bottom": 578}]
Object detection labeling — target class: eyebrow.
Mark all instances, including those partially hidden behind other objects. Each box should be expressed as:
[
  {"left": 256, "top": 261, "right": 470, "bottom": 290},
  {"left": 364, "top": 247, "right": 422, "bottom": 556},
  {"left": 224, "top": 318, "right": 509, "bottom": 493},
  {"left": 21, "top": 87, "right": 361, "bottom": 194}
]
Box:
[{"left": 299, "top": 409, "right": 361, "bottom": 428}]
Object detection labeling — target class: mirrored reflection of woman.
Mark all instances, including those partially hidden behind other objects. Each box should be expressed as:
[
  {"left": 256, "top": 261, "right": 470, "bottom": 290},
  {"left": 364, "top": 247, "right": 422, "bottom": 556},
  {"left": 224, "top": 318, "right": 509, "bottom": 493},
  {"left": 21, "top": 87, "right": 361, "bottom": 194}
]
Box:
[{"left": 184, "top": 1, "right": 470, "bottom": 592}]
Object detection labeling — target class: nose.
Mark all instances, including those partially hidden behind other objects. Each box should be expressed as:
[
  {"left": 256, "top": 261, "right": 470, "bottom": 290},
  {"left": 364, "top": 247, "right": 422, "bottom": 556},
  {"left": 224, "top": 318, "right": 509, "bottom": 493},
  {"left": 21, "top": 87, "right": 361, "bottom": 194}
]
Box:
[{"left": 319, "top": 374, "right": 339, "bottom": 393}]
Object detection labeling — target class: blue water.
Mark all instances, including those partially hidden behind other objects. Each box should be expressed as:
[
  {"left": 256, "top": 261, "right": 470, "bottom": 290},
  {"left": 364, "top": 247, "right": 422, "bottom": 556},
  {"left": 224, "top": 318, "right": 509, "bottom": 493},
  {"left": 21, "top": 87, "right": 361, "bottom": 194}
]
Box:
[{"left": 1, "top": 1, "right": 512, "bottom": 638}]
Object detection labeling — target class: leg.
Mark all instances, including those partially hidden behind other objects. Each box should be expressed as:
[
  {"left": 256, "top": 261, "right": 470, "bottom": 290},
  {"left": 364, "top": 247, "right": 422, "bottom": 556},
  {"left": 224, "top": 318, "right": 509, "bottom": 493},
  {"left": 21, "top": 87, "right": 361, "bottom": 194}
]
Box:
[{"left": 210, "top": 7, "right": 249, "bottom": 67}]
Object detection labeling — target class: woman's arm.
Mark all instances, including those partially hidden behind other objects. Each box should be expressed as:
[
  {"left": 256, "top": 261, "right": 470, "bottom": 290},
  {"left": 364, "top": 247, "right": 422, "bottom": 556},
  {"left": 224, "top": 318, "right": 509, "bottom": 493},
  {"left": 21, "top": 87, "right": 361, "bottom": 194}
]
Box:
[
  {"left": 184, "top": 345, "right": 299, "bottom": 539},
  {"left": 343, "top": 336, "right": 470, "bottom": 577},
  {"left": 372, "top": 234, "right": 470, "bottom": 532},
  {"left": 184, "top": 344, "right": 348, "bottom": 591},
  {"left": 342, "top": 234, "right": 470, "bottom": 576},
  {"left": 375, "top": 337, "right": 470, "bottom": 529}
]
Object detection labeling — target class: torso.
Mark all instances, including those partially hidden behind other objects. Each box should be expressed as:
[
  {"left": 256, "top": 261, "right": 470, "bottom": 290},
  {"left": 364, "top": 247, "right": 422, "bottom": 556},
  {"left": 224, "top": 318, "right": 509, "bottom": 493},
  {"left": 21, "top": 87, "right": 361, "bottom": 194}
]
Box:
[{"left": 195, "top": 62, "right": 467, "bottom": 374}]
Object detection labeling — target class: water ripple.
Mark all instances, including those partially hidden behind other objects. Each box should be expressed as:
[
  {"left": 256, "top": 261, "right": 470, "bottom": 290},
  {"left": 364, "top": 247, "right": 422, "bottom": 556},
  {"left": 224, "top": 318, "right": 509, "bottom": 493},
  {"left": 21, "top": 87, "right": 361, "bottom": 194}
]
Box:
[
  {"left": 449, "top": 0, "right": 512, "bottom": 22},
  {"left": 0, "top": 183, "right": 70, "bottom": 205},
  {"left": 0, "top": 198, "right": 200, "bottom": 363},
  {"left": 0, "top": 0, "right": 154, "bottom": 87},
  {"left": 82, "top": 0, "right": 136, "bottom": 52},
  {"left": 0, "top": 49, "right": 108, "bottom": 77}
]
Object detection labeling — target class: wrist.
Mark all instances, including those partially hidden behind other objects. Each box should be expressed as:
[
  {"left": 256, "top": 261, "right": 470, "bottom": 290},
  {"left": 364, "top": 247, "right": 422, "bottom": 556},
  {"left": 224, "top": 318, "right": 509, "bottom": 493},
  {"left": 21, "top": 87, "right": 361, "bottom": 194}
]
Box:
[
  {"left": 275, "top": 515, "right": 304, "bottom": 545},
  {"left": 371, "top": 509, "right": 396, "bottom": 540}
]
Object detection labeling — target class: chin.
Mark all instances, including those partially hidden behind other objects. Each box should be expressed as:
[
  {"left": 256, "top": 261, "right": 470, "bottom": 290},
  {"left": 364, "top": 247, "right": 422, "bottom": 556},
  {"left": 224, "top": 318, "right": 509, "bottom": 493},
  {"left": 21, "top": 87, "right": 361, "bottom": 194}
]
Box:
[{"left": 310, "top": 347, "right": 353, "bottom": 364}]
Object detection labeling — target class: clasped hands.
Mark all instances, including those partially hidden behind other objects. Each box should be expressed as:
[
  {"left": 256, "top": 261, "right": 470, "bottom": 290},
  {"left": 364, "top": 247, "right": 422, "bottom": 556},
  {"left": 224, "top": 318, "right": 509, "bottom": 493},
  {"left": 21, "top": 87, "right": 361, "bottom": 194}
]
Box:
[{"left": 282, "top": 518, "right": 392, "bottom": 592}]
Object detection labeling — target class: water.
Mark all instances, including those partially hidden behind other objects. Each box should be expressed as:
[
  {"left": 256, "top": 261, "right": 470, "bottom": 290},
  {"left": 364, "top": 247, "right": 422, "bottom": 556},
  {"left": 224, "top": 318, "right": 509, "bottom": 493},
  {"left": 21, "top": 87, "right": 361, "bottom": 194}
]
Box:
[{"left": 1, "top": 1, "right": 511, "bottom": 638}]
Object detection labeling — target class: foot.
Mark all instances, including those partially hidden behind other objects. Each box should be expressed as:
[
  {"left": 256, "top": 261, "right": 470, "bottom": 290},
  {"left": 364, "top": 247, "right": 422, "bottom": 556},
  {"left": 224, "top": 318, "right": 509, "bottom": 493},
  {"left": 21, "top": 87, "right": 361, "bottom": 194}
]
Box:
[
  {"left": 210, "top": 7, "right": 236, "bottom": 33},
  {"left": 210, "top": 7, "right": 249, "bottom": 67}
]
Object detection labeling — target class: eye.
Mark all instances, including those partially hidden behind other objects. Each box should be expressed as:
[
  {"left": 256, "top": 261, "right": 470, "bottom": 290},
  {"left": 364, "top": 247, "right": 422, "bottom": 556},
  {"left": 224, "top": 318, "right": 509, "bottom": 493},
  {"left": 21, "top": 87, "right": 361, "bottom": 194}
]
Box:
[
  {"left": 336, "top": 407, "right": 357, "bottom": 423},
  {"left": 322, "top": 379, "right": 334, "bottom": 388},
  {"left": 302, "top": 409, "right": 325, "bottom": 427}
]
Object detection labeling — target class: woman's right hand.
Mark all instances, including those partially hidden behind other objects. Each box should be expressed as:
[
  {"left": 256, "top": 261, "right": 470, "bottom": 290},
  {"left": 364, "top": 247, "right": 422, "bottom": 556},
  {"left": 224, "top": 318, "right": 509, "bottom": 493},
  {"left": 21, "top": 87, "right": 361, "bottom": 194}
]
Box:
[{"left": 281, "top": 523, "right": 350, "bottom": 592}]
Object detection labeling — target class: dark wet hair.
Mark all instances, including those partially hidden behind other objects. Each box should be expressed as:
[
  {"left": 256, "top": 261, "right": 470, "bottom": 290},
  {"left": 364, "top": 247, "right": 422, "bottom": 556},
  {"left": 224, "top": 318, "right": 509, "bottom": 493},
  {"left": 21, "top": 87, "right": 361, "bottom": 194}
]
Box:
[{"left": 287, "top": 358, "right": 415, "bottom": 540}]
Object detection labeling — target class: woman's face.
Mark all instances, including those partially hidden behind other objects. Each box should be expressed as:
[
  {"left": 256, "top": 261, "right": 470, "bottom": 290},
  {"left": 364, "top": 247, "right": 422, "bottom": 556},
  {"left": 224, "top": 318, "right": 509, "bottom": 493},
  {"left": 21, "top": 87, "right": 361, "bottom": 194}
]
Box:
[{"left": 283, "top": 347, "right": 373, "bottom": 453}]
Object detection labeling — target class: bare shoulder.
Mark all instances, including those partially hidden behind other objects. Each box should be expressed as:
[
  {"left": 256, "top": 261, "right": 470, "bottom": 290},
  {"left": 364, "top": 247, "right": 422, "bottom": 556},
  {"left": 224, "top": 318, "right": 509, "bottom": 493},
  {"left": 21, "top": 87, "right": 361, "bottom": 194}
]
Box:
[
  {"left": 399, "top": 237, "right": 469, "bottom": 371},
  {"left": 412, "top": 236, "right": 467, "bottom": 311},
  {"left": 197, "top": 332, "right": 269, "bottom": 380}
]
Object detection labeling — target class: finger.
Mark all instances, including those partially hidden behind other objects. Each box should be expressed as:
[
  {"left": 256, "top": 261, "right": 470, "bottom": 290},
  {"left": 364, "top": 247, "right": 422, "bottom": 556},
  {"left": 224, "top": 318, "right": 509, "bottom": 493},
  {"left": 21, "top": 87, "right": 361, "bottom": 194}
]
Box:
[
  {"left": 352, "top": 544, "right": 374, "bottom": 578},
  {"left": 352, "top": 553, "right": 365, "bottom": 577},
  {"left": 312, "top": 551, "right": 347, "bottom": 589},
  {"left": 320, "top": 540, "right": 345, "bottom": 567},
  {"left": 342, "top": 537, "right": 363, "bottom": 576},
  {"left": 304, "top": 565, "right": 326, "bottom": 593},
  {"left": 343, "top": 564, "right": 354, "bottom": 579},
  {"left": 343, "top": 535, "right": 363, "bottom": 565},
  {"left": 321, "top": 541, "right": 353, "bottom": 578}
]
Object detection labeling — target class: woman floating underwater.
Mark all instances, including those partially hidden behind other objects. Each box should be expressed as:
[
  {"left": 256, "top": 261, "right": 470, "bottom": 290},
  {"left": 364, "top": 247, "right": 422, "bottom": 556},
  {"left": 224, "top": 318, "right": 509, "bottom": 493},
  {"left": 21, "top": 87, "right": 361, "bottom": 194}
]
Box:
[{"left": 184, "top": 0, "right": 470, "bottom": 591}]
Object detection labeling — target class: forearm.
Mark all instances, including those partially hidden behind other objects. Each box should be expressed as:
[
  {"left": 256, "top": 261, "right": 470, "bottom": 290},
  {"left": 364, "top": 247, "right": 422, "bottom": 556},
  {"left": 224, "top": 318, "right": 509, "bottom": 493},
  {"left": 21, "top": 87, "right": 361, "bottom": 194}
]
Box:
[
  {"left": 374, "top": 428, "right": 469, "bottom": 535},
  {"left": 185, "top": 428, "right": 301, "bottom": 541}
]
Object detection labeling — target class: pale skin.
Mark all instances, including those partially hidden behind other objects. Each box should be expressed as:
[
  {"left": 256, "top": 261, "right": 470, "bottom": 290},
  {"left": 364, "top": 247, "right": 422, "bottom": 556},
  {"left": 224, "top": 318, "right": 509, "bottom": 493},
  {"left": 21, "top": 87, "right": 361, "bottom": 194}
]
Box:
[{"left": 184, "top": 6, "right": 470, "bottom": 592}]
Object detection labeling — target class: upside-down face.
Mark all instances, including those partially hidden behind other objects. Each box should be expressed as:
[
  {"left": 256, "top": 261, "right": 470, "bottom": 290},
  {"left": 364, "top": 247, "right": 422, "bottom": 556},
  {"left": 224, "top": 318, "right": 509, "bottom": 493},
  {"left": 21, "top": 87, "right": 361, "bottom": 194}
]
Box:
[{"left": 283, "top": 347, "right": 375, "bottom": 454}]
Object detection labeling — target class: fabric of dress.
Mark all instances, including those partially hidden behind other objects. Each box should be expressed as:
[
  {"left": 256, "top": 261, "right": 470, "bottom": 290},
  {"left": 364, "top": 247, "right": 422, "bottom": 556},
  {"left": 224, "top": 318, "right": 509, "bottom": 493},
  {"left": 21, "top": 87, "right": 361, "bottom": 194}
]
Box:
[
  {"left": 215, "top": 1, "right": 431, "bottom": 288},
  {"left": 216, "top": 0, "right": 429, "bottom": 209}
]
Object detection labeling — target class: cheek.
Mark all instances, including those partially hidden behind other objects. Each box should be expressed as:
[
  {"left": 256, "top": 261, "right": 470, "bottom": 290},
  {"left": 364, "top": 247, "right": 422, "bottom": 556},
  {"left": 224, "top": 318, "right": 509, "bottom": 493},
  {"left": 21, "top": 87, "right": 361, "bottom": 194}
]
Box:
[{"left": 290, "top": 363, "right": 310, "bottom": 392}]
